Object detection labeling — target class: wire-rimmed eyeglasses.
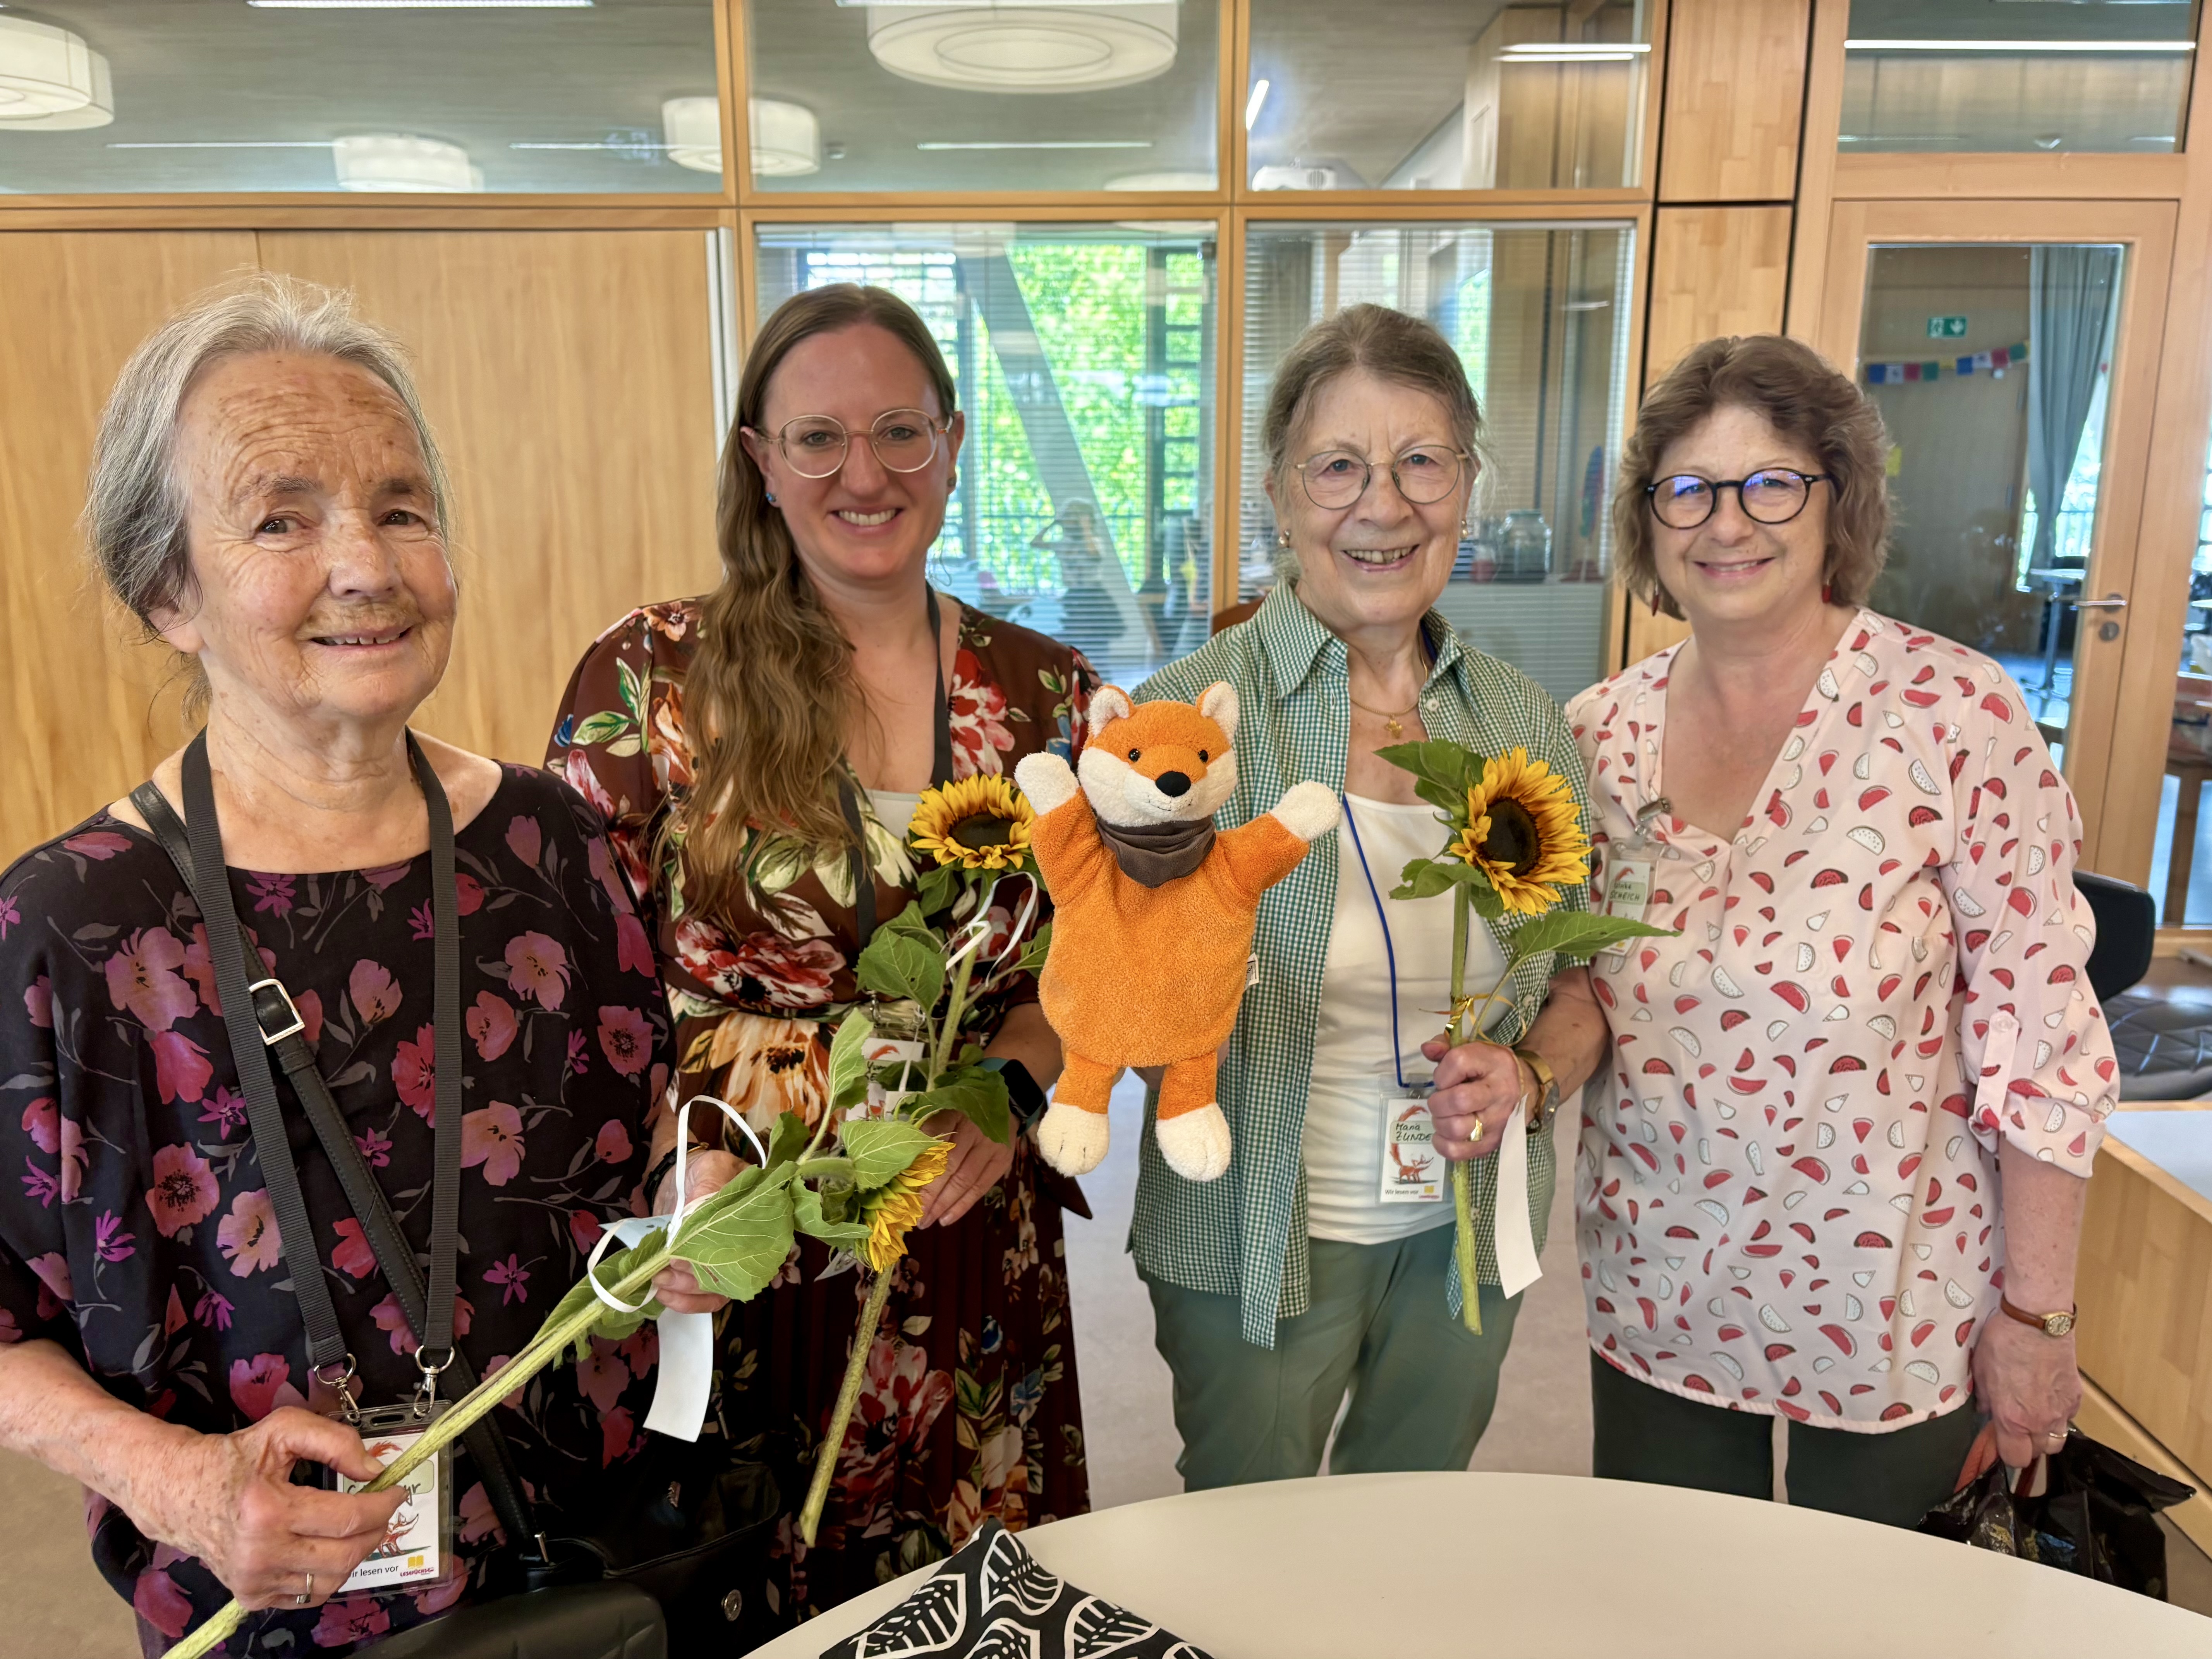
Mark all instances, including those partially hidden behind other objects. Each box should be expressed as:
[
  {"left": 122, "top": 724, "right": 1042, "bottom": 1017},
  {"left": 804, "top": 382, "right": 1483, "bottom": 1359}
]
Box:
[
  {"left": 744, "top": 408, "right": 950, "bottom": 479},
  {"left": 1293, "top": 444, "right": 1470, "bottom": 510},
  {"left": 1644, "top": 469, "right": 1832, "bottom": 530}
]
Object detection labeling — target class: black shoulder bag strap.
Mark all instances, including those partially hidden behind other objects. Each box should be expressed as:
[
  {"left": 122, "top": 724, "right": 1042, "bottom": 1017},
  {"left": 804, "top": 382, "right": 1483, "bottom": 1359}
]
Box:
[
  {"left": 131, "top": 733, "right": 548, "bottom": 1566},
  {"left": 836, "top": 583, "right": 956, "bottom": 952}
]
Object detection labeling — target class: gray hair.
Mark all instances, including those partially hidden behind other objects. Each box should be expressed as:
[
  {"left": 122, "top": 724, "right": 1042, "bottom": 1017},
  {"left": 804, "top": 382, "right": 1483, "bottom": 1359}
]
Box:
[
  {"left": 85, "top": 273, "right": 451, "bottom": 631},
  {"left": 1260, "top": 303, "right": 1486, "bottom": 582}
]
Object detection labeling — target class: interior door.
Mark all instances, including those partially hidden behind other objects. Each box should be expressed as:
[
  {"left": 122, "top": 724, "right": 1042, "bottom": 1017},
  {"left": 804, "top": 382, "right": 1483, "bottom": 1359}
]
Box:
[{"left": 1814, "top": 200, "right": 2177, "bottom": 873}]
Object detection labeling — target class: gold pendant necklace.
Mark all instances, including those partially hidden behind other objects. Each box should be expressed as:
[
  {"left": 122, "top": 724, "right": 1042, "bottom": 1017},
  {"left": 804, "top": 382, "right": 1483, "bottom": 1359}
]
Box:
[{"left": 1349, "top": 692, "right": 1420, "bottom": 740}]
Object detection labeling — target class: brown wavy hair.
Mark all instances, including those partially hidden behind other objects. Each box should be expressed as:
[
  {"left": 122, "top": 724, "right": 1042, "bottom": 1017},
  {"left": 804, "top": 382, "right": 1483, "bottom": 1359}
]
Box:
[
  {"left": 679, "top": 285, "right": 958, "bottom": 921},
  {"left": 1616, "top": 335, "right": 1891, "bottom": 620}
]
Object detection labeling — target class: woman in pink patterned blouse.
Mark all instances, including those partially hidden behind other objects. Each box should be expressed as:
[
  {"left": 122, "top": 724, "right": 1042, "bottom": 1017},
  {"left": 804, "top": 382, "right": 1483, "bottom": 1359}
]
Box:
[{"left": 1567, "top": 335, "right": 2117, "bottom": 1527}]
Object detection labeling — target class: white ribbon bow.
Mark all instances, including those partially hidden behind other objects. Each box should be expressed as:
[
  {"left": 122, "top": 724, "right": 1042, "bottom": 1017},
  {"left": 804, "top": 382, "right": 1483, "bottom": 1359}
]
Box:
[{"left": 580, "top": 1095, "right": 767, "bottom": 1443}]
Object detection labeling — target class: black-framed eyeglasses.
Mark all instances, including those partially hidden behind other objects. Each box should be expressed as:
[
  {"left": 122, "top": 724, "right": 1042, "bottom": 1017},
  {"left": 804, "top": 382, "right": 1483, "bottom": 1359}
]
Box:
[
  {"left": 1644, "top": 468, "right": 1832, "bottom": 530},
  {"left": 1294, "top": 444, "right": 1470, "bottom": 510},
  {"left": 744, "top": 408, "right": 950, "bottom": 479}
]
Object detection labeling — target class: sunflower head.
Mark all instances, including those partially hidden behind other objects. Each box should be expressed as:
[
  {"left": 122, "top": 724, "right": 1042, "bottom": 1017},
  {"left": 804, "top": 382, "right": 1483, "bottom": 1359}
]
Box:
[
  {"left": 1446, "top": 747, "right": 1591, "bottom": 917},
  {"left": 857, "top": 1137, "right": 952, "bottom": 1271},
  {"left": 908, "top": 776, "right": 1035, "bottom": 872}
]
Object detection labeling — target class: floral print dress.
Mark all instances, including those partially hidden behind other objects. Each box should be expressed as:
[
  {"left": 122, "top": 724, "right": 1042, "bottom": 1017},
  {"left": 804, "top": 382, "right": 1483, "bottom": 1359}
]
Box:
[
  {"left": 0, "top": 766, "right": 673, "bottom": 1656},
  {"left": 1566, "top": 611, "right": 2118, "bottom": 1432},
  {"left": 548, "top": 597, "right": 1097, "bottom": 1626}
]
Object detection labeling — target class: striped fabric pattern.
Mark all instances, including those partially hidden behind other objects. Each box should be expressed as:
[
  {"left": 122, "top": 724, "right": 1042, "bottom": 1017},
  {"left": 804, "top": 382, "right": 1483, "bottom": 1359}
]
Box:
[{"left": 1132, "top": 584, "right": 1595, "bottom": 1347}]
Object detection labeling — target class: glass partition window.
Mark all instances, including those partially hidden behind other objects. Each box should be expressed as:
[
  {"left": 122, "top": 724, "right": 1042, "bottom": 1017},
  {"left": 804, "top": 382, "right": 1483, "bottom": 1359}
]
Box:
[
  {"left": 1238, "top": 221, "right": 1633, "bottom": 703},
  {"left": 0, "top": 1, "right": 721, "bottom": 194},
  {"left": 1245, "top": 0, "right": 1649, "bottom": 192},
  {"left": 2149, "top": 431, "right": 2212, "bottom": 926},
  {"left": 744, "top": 0, "right": 1218, "bottom": 194},
  {"left": 756, "top": 223, "right": 1217, "bottom": 687},
  {"left": 1842, "top": 0, "right": 2200, "bottom": 155}
]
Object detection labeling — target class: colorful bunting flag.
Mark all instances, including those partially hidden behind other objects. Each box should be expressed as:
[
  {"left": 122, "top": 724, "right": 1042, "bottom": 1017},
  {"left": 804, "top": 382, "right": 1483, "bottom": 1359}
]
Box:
[{"left": 1863, "top": 341, "right": 2029, "bottom": 385}]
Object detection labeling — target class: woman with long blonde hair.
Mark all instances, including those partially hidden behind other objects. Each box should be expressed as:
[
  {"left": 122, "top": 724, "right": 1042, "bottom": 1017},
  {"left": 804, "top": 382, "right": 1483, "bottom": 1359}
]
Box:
[{"left": 549, "top": 285, "right": 1097, "bottom": 1623}]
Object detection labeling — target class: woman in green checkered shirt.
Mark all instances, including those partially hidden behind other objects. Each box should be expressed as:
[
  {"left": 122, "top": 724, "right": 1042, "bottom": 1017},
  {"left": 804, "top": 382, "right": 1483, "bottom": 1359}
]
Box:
[{"left": 1133, "top": 305, "right": 1611, "bottom": 1487}]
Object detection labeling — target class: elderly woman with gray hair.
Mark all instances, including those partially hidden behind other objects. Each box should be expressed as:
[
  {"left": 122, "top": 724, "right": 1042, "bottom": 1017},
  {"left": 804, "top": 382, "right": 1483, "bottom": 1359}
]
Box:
[
  {"left": 1132, "top": 303, "right": 1609, "bottom": 1487},
  {"left": 0, "top": 277, "right": 732, "bottom": 1654}
]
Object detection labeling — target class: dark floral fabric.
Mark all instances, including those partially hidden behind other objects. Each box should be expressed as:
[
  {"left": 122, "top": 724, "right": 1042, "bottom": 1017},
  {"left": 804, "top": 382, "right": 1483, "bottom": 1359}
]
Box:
[
  {"left": 548, "top": 597, "right": 1096, "bottom": 1626},
  {"left": 0, "top": 766, "right": 673, "bottom": 1656}
]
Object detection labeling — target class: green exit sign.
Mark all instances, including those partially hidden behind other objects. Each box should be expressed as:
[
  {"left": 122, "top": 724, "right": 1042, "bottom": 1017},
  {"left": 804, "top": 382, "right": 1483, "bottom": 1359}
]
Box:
[{"left": 1927, "top": 315, "right": 1969, "bottom": 339}]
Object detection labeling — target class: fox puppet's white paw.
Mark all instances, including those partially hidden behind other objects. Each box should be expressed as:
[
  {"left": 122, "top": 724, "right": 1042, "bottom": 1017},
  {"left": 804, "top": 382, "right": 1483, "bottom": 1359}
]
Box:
[
  {"left": 1035, "top": 1099, "right": 1111, "bottom": 1177},
  {"left": 1013, "top": 752, "right": 1081, "bottom": 816},
  {"left": 1154, "top": 1103, "right": 1232, "bottom": 1183},
  {"left": 1269, "top": 780, "right": 1342, "bottom": 843}
]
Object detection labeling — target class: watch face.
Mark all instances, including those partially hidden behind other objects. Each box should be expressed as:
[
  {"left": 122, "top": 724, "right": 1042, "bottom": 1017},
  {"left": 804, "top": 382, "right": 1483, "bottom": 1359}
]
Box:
[{"left": 2047, "top": 1311, "right": 2076, "bottom": 1337}]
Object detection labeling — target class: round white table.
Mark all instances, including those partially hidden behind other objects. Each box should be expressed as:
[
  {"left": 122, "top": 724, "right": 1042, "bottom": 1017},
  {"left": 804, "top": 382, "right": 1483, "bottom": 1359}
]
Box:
[{"left": 748, "top": 1471, "right": 2211, "bottom": 1657}]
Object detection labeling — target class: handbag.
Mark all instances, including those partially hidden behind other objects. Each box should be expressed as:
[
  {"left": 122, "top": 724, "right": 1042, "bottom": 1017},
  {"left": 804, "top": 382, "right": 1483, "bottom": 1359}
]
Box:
[{"left": 133, "top": 733, "right": 779, "bottom": 1656}]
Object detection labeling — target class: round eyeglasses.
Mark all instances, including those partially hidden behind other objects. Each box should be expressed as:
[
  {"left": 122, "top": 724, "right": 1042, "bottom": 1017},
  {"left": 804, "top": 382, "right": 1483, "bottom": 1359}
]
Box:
[
  {"left": 1645, "top": 468, "right": 1832, "bottom": 530},
  {"left": 745, "top": 408, "right": 949, "bottom": 479},
  {"left": 1294, "top": 445, "right": 1468, "bottom": 510}
]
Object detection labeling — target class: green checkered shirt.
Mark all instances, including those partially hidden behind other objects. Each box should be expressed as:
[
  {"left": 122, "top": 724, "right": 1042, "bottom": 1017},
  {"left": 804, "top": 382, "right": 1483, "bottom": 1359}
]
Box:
[{"left": 1132, "top": 583, "right": 1594, "bottom": 1347}]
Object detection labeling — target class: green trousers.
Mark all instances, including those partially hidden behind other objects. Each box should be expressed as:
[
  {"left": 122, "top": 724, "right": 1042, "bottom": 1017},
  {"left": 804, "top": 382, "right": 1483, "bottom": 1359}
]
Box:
[
  {"left": 1145, "top": 1221, "right": 1524, "bottom": 1490},
  {"left": 1589, "top": 1352, "right": 1985, "bottom": 1528}
]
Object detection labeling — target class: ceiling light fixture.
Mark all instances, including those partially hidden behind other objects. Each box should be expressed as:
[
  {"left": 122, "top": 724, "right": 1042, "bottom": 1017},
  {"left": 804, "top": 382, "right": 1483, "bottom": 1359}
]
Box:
[
  {"left": 0, "top": 15, "right": 100, "bottom": 117},
  {"left": 1844, "top": 37, "right": 2194, "bottom": 50},
  {"left": 749, "top": 97, "right": 820, "bottom": 175},
  {"left": 867, "top": 4, "right": 1177, "bottom": 93},
  {"left": 0, "top": 28, "right": 110, "bottom": 129},
  {"left": 333, "top": 132, "right": 481, "bottom": 190},
  {"left": 1107, "top": 169, "right": 1214, "bottom": 189},
  {"left": 1500, "top": 41, "right": 1650, "bottom": 54},
  {"left": 659, "top": 95, "right": 721, "bottom": 172},
  {"left": 1244, "top": 77, "right": 1269, "bottom": 129}
]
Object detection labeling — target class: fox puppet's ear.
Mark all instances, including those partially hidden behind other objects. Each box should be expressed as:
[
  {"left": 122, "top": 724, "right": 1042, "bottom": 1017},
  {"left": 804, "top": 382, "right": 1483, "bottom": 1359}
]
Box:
[
  {"left": 1197, "top": 682, "right": 1239, "bottom": 744},
  {"left": 1090, "top": 685, "right": 1135, "bottom": 728}
]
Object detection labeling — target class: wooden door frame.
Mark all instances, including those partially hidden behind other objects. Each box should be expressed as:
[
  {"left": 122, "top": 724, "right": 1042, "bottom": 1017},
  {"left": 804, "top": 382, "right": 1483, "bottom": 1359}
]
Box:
[{"left": 1810, "top": 198, "right": 2179, "bottom": 874}]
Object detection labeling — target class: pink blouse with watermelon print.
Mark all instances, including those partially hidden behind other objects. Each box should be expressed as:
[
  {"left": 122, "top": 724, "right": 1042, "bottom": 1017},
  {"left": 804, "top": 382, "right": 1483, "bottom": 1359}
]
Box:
[{"left": 1564, "top": 609, "right": 2118, "bottom": 1432}]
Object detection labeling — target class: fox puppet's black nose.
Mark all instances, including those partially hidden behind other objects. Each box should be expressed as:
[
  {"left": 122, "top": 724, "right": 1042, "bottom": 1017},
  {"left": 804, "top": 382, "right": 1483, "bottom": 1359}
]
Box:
[{"left": 1153, "top": 771, "right": 1191, "bottom": 798}]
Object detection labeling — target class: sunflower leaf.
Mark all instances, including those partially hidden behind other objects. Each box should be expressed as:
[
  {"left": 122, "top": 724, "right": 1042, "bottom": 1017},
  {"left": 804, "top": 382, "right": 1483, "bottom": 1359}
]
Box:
[
  {"left": 536, "top": 1238, "right": 668, "bottom": 1363},
  {"left": 792, "top": 1182, "right": 872, "bottom": 1247},
  {"left": 1411, "top": 776, "right": 1467, "bottom": 819},
  {"left": 1377, "top": 740, "right": 1484, "bottom": 800},
  {"left": 671, "top": 1163, "right": 800, "bottom": 1300},
  {"left": 1503, "top": 910, "right": 1677, "bottom": 967},
  {"left": 914, "top": 862, "right": 963, "bottom": 918},
  {"left": 856, "top": 910, "right": 946, "bottom": 1012},
  {"left": 766, "top": 1108, "right": 811, "bottom": 1170},
  {"left": 841, "top": 1118, "right": 942, "bottom": 1191},
  {"left": 1390, "top": 857, "right": 1461, "bottom": 900},
  {"left": 904, "top": 1064, "right": 1011, "bottom": 1145},
  {"left": 1012, "top": 919, "right": 1053, "bottom": 978},
  {"left": 826, "top": 1008, "right": 876, "bottom": 1113}
]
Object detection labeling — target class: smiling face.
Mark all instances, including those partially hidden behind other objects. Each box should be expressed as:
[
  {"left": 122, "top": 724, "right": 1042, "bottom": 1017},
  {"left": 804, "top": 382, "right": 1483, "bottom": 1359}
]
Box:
[
  {"left": 1649, "top": 403, "right": 1833, "bottom": 632},
  {"left": 156, "top": 350, "right": 455, "bottom": 735},
  {"left": 1265, "top": 368, "right": 1470, "bottom": 646},
  {"left": 742, "top": 322, "right": 966, "bottom": 596}
]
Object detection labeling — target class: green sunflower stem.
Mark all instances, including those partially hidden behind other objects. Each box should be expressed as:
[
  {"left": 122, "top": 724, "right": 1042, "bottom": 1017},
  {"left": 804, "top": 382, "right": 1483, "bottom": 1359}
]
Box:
[
  {"left": 165, "top": 1245, "right": 674, "bottom": 1659},
  {"left": 1447, "top": 886, "right": 1482, "bottom": 1337},
  {"left": 799, "top": 1264, "right": 898, "bottom": 1548},
  {"left": 929, "top": 946, "right": 980, "bottom": 1087}
]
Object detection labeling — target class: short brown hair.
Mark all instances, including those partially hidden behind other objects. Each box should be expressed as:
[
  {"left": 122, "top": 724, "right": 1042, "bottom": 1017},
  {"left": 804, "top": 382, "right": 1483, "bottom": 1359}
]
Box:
[
  {"left": 1615, "top": 335, "right": 1890, "bottom": 619},
  {"left": 1261, "top": 304, "right": 1483, "bottom": 574}
]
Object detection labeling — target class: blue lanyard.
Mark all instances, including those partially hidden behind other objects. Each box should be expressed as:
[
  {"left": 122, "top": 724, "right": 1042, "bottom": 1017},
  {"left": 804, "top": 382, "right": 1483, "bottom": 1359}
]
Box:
[{"left": 1342, "top": 798, "right": 1412, "bottom": 1091}]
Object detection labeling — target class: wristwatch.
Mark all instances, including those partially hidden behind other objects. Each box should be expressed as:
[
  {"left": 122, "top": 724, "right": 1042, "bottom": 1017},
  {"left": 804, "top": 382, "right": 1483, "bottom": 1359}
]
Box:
[
  {"left": 1512, "top": 1046, "right": 1561, "bottom": 1130},
  {"left": 982, "top": 1056, "right": 1049, "bottom": 1130},
  {"left": 1998, "top": 1295, "right": 2076, "bottom": 1339}
]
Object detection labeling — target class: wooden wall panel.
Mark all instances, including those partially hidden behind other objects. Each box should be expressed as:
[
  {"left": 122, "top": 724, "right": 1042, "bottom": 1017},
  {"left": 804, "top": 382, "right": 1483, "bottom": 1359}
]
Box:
[
  {"left": 1657, "top": 0, "right": 1809, "bottom": 203},
  {"left": 1622, "top": 204, "right": 1793, "bottom": 665},
  {"left": 255, "top": 230, "right": 724, "bottom": 770},
  {"left": 0, "top": 232, "right": 256, "bottom": 860}
]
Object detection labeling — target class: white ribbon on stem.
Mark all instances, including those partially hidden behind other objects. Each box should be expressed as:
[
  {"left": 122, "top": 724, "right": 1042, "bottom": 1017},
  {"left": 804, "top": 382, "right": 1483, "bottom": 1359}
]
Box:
[{"left": 580, "top": 1094, "right": 768, "bottom": 1442}]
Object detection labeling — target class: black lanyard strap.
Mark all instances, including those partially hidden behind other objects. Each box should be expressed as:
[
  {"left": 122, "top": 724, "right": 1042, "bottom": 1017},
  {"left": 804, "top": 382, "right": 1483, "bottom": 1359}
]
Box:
[
  {"left": 132, "top": 732, "right": 544, "bottom": 1562},
  {"left": 841, "top": 584, "right": 956, "bottom": 953}
]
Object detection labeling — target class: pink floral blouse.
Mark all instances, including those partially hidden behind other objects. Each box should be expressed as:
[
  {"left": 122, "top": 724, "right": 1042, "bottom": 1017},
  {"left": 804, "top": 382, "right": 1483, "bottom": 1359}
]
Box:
[{"left": 1566, "top": 610, "right": 2118, "bottom": 1432}]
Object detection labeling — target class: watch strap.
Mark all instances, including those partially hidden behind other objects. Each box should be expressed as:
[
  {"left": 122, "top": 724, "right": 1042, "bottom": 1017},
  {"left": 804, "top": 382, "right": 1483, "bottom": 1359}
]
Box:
[
  {"left": 1513, "top": 1045, "right": 1560, "bottom": 1128},
  {"left": 1998, "top": 1294, "right": 2076, "bottom": 1337}
]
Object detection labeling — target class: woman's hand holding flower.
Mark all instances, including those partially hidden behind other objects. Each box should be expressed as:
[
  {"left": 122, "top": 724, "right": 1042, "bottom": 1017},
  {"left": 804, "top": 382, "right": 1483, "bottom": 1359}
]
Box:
[
  {"left": 919, "top": 1109, "right": 1016, "bottom": 1228},
  {"left": 651, "top": 1147, "right": 744, "bottom": 1315},
  {"left": 160, "top": 1407, "right": 402, "bottom": 1610},
  {"left": 1420, "top": 1035, "right": 1531, "bottom": 1162}
]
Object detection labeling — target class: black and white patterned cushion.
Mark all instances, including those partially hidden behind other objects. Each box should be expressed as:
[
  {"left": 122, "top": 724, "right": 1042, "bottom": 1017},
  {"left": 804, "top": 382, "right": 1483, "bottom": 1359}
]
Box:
[{"left": 822, "top": 1521, "right": 1212, "bottom": 1659}]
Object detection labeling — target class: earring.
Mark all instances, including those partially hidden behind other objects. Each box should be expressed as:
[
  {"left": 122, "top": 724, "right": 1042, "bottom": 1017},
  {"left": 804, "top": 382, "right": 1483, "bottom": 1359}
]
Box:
[
  {"left": 947, "top": 471, "right": 958, "bottom": 491},
  {"left": 1649, "top": 589, "right": 1663, "bottom": 616},
  {"left": 765, "top": 491, "right": 778, "bottom": 505},
  {"left": 1821, "top": 580, "right": 1833, "bottom": 604},
  {"left": 1277, "top": 529, "right": 1291, "bottom": 548}
]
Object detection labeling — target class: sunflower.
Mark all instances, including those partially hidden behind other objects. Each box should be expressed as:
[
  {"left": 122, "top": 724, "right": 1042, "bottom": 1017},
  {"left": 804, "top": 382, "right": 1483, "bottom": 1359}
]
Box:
[
  {"left": 1447, "top": 746, "right": 1591, "bottom": 917},
  {"left": 857, "top": 1137, "right": 953, "bottom": 1271},
  {"left": 907, "top": 775, "right": 1035, "bottom": 872}
]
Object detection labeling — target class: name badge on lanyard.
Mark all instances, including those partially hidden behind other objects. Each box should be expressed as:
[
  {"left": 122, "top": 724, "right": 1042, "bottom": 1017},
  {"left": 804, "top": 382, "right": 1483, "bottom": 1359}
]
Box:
[
  {"left": 335, "top": 1401, "right": 456, "bottom": 1592},
  {"left": 1379, "top": 1087, "right": 1444, "bottom": 1202},
  {"left": 1600, "top": 797, "right": 1669, "bottom": 969}
]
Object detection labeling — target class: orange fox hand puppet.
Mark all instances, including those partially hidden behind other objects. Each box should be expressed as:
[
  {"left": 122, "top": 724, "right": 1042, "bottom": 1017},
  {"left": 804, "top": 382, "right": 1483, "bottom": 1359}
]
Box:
[{"left": 1013, "top": 682, "right": 1339, "bottom": 1183}]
